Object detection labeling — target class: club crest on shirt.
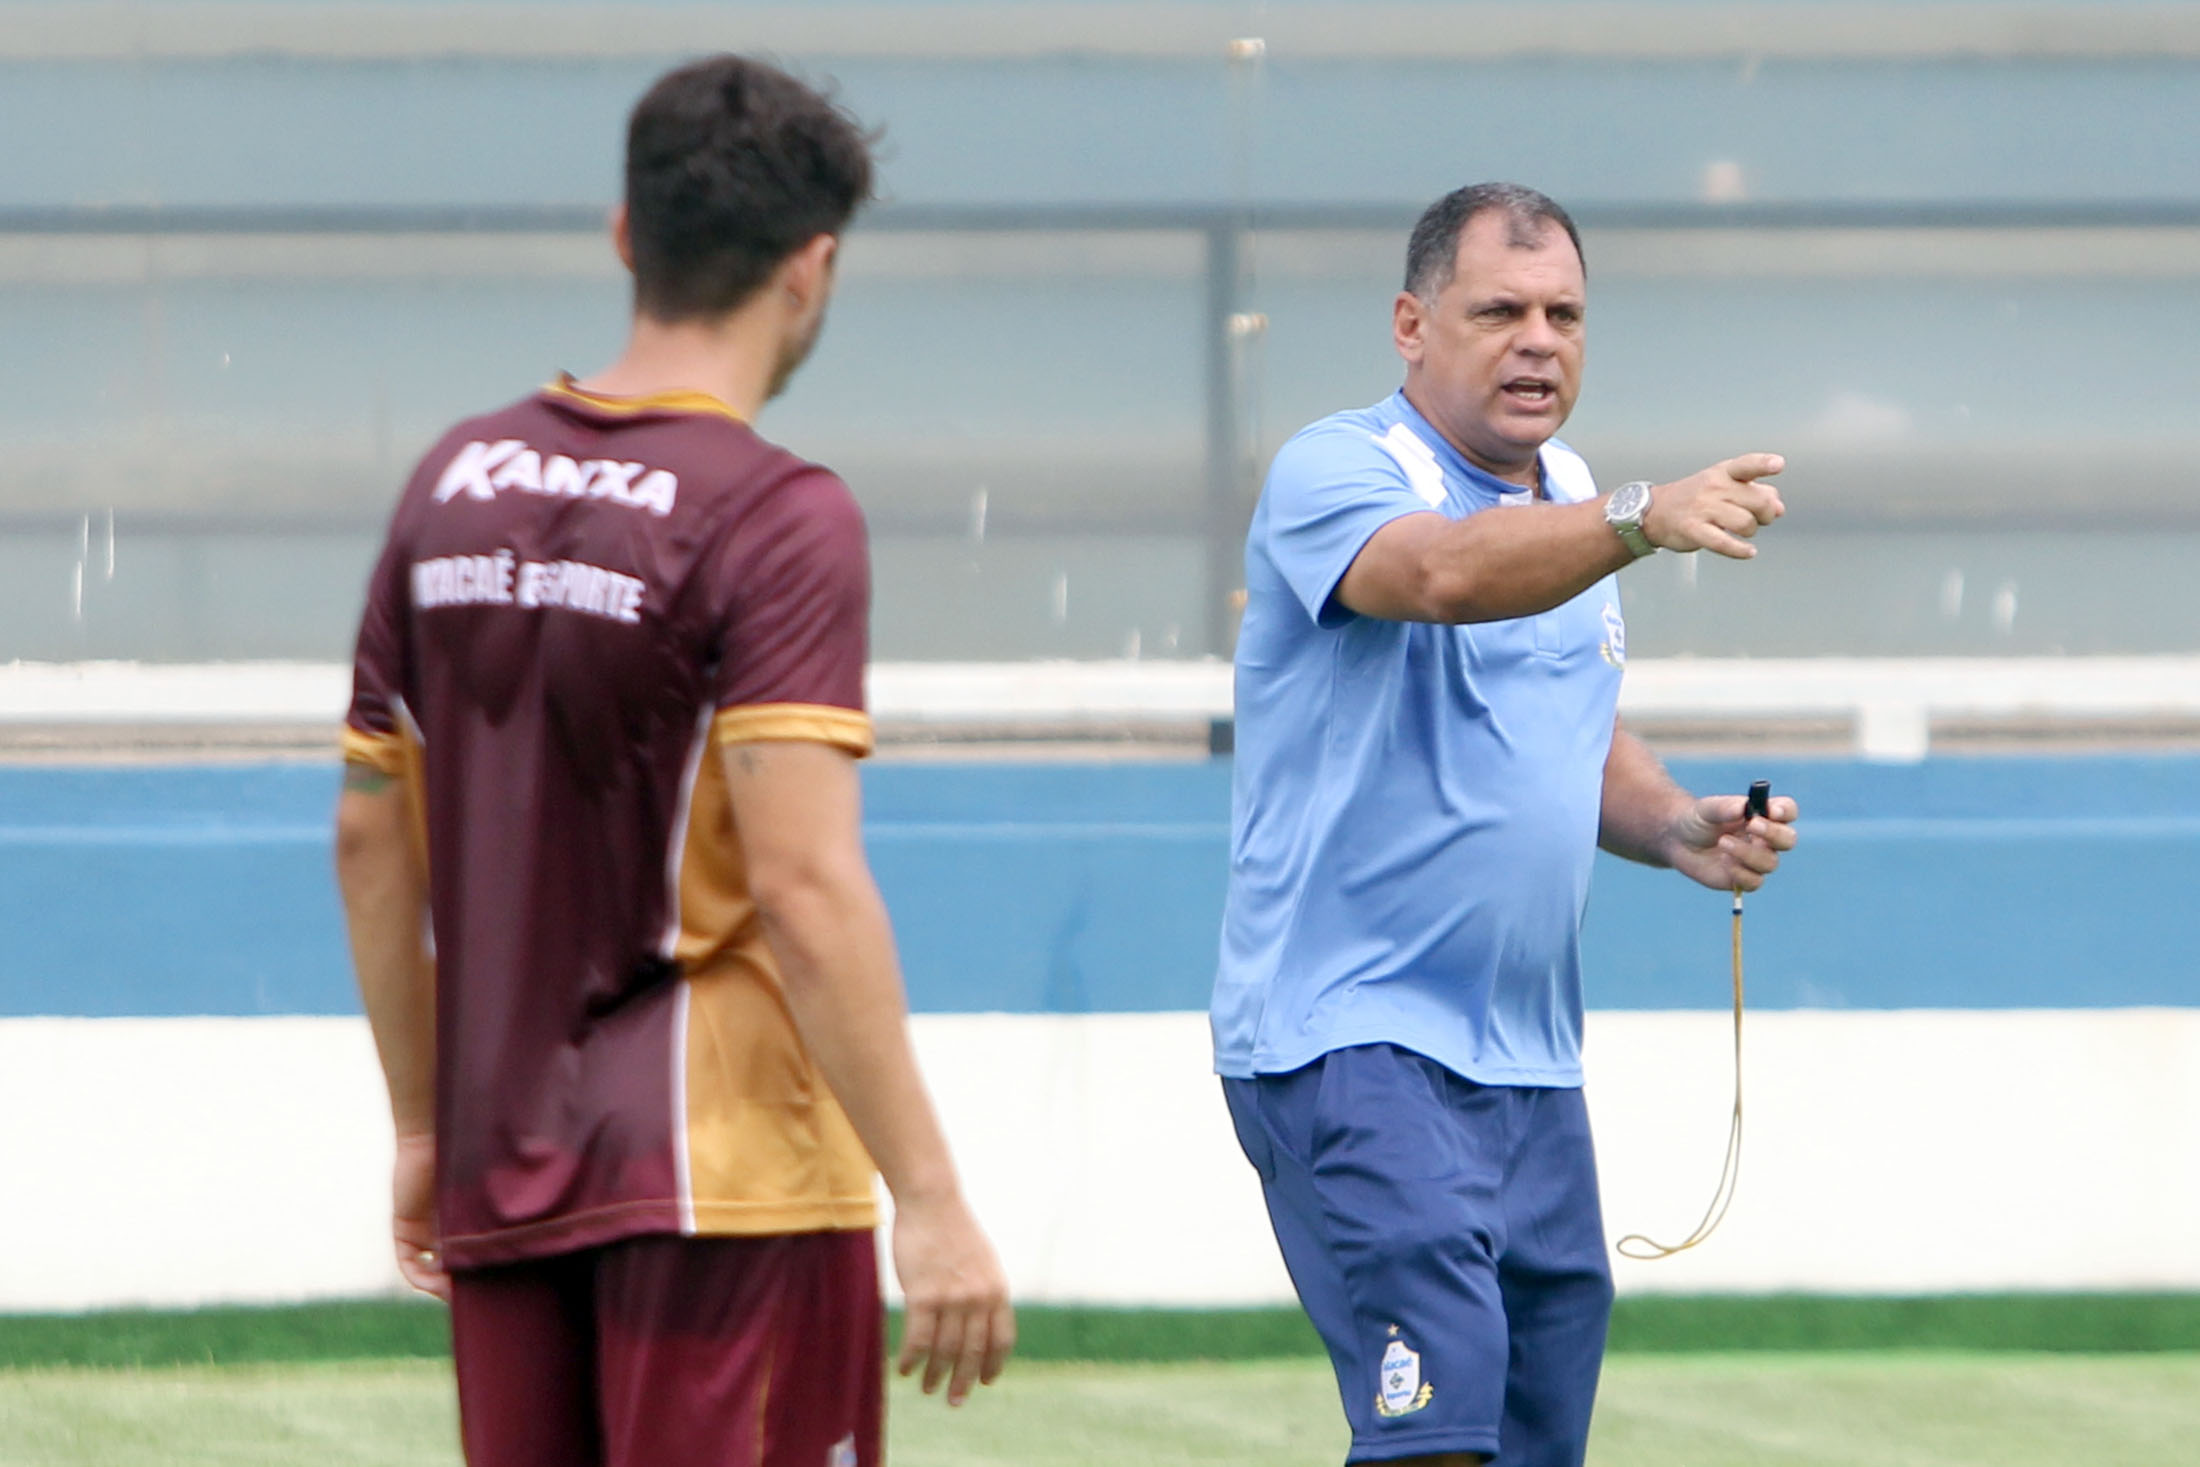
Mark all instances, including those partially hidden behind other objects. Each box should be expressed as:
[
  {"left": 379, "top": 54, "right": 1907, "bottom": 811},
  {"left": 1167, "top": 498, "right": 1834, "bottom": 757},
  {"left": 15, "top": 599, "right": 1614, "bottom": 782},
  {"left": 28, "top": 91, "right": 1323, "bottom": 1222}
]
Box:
[
  {"left": 1374, "top": 1330, "right": 1434, "bottom": 1417},
  {"left": 1599, "top": 601, "right": 1627, "bottom": 667}
]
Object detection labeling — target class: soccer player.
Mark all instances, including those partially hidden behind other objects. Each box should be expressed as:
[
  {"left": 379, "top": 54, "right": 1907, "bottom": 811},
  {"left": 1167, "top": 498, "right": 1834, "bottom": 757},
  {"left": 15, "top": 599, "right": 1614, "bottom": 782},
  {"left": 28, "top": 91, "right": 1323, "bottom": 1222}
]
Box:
[
  {"left": 334, "top": 55, "right": 1012, "bottom": 1467},
  {"left": 1211, "top": 183, "right": 1800, "bottom": 1466}
]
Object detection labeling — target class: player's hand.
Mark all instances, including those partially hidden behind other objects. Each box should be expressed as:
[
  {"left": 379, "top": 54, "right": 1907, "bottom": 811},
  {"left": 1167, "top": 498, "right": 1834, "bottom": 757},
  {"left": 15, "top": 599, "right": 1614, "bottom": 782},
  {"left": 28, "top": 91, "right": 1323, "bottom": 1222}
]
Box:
[
  {"left": 1642, "top": 454, "right": 1786, "bottom": 559},
  {"left": 392, "top": 1129, "right": 450, "bottom": 1301},
  {"left": 891, "top": 1189, "right": 1014, "bottom": 1407},
  {"left": 1667, "top": 793, "right": 1799, "bottom": 893}
]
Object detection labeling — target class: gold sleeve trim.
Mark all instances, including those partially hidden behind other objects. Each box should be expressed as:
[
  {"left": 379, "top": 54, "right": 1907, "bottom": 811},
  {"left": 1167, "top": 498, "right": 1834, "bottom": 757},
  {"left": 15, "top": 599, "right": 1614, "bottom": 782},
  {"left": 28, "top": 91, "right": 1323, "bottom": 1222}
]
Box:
[
  {"left": 339, "top": 724, "right": 430, "bottom": 872},
  {"left": 712, "top": 703, "right": 874, "bottom": 757},
  {"left": 340, "top": 726, "right": 410, "bottom": 775}
]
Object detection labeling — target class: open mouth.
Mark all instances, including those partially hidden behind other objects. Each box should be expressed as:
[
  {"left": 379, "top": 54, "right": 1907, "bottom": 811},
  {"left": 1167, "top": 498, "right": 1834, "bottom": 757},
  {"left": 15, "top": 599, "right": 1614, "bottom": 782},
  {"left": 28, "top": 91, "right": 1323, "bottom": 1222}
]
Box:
[{"left": 1502, "top": 378, "right": 1558, "bottom": 407}]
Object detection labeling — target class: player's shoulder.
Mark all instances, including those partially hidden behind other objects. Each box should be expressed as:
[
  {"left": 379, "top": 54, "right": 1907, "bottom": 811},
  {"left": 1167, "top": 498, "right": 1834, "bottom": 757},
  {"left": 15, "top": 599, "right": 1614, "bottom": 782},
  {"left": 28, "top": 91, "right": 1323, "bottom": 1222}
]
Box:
[
  {"left": 1278, "top": 397, "right": 1405, "bottom": 459},
  {"left": 735, "top": 432, "right": 864, "bottom": 529},
  {"left": 697, "top": 435, "right": 868, "bottom": 589},
  {"left": 1270, "top": 397, "right": 1418, "bottom": 484},
  {"left": 1264, "top": 396, "right": 1435, "bottom": 517}
]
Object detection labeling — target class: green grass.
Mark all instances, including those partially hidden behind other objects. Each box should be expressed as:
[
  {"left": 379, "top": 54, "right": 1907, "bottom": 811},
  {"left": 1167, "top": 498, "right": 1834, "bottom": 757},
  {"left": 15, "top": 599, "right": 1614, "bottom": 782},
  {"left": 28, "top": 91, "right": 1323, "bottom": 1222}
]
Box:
[
  {"left": 1604, "top": 1291, "right": 2200, "bottom": 1354},
  {"left": 0, "top": 1301, "right": 450, "bottom": 1371},
  {"left": 0, "top": 1361, "right": 459, "bottom": 1467},
  {"left": 7, "top": 1293, "right": 2200, "bottom": 1369},
  {"left": 4, "top": 1354, "right": 2200, "bottom": 1467},
  {"left": 1588, "top": 1354, "right": 2200, "bottom": 1467}
]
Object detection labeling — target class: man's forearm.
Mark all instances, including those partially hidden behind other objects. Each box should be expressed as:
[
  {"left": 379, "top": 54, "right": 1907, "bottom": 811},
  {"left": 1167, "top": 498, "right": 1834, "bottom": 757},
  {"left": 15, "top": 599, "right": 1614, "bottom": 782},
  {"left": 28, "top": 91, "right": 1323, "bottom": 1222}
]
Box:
[
  {"left": 1597, "top": 720, "right": 1694, "bottom": 867},
  {"left": 1421, "top": 501, "right": 1635, "bottom": 623},
  {"left": 1340, "top": 500, "right": 1634, "bottom": 624},
  {"left": 335, "top": 777, "right": 437, "bottom": 1136},
  {"left": 755, "top": 864, "right": 963, "bottom": 1207}
]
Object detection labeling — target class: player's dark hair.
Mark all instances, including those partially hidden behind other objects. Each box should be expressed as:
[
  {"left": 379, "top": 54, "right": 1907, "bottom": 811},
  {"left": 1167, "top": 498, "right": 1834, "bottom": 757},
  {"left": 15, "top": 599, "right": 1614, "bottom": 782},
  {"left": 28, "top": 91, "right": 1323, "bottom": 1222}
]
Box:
[
  {"left": 624, "top": 54, "right": 876, "bottom": 322},
  {"left": 1403, "top": 182, "right": 1584, "bottom": 301}
]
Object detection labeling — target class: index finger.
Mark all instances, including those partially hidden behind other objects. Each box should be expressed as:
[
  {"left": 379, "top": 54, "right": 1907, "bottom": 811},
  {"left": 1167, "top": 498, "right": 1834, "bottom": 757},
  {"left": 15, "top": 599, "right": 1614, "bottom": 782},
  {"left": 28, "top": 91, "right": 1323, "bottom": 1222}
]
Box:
[
  {"left": 1744, "top": 817, "right": 1798, "bottom": 852},
  {"left": 1721, "top": 452, "right": 1786, "bottom": 483},
  {"left": 1698, "top": 794, "right": 1750, "bottom": 828}
]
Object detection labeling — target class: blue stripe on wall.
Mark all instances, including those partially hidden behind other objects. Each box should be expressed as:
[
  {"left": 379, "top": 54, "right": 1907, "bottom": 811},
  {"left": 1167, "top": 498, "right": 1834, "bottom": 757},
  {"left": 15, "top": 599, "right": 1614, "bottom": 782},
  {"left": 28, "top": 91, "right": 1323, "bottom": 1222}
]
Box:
[{"left": 3, "top": 755, "right": 2197, "bottom": 1017}]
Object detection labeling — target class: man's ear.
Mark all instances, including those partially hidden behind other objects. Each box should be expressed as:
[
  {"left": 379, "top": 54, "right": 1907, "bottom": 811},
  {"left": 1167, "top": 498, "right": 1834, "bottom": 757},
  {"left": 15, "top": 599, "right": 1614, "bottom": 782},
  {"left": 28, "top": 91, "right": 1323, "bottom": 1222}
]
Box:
[
  {"left": 609, "top": 204, "right": 634, "bottom": 272},
  {"left": 781, "top": 234, "right": 839, "bottom": 311},
  {"left": 1393, "top": 290, "right": 1427, "bottom": 367}
]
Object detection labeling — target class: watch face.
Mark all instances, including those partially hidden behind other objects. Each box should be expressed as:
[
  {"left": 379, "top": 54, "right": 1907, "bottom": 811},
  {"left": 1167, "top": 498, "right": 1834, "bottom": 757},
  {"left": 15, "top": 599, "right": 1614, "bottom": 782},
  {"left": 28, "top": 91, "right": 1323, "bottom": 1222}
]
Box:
[{"left": 1609, "top": 481, "right": 1650, "bottom": 522}]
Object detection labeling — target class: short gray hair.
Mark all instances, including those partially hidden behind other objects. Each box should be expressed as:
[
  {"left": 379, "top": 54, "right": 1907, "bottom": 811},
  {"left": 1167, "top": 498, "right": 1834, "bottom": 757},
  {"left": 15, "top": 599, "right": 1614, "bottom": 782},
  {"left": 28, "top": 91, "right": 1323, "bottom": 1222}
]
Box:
[{"left": 1403, "top": 182, "right": 1584, "bottom": 301}]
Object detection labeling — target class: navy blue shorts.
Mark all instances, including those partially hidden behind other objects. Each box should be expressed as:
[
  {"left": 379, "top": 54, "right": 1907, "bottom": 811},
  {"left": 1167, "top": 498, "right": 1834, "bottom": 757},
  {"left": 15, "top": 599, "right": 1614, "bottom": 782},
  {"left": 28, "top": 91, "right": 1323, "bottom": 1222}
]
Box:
[{"left": 1224, "top": 1044, "right": 1614, "bottom": 1465}]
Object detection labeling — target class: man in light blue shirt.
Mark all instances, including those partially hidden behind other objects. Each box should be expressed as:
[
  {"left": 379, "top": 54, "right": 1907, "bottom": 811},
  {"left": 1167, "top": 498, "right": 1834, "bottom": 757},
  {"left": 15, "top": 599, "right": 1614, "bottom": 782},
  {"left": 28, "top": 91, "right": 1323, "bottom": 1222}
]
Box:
[{"left": 1214, "top": 184, "right": 1799, "bottom": 1467}]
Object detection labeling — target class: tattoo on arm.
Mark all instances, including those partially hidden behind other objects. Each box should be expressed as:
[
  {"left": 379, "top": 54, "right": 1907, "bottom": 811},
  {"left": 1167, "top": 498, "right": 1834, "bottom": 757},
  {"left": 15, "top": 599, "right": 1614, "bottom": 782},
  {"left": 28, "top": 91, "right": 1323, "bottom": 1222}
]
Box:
[
  {"left": 343, "top": 762, "right": 395, "bottom": 795},
  {"left": 734, "top": 747, "right": 760, "bottom": 775}
]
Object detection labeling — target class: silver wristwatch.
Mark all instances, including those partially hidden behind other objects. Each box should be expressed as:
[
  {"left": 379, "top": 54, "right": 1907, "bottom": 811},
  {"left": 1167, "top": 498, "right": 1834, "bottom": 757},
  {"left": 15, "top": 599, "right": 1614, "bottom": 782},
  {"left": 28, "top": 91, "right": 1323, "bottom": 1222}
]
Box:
[{"left": 1604, "top": 480, "right": 1656, "bottom": 558}]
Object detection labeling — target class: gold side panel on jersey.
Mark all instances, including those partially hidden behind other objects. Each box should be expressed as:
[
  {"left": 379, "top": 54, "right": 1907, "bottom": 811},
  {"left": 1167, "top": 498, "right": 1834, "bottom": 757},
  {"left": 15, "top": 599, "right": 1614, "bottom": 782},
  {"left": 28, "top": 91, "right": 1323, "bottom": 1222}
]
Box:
[
  {"left": 674, "top": 734, "right": 880, "bottom": 1235},
  {"left": 681, "top": 953, "right": 880, "bottom": 1235},
  {"left": 712, "top": 702, "right": 875, "bottom": 757}
]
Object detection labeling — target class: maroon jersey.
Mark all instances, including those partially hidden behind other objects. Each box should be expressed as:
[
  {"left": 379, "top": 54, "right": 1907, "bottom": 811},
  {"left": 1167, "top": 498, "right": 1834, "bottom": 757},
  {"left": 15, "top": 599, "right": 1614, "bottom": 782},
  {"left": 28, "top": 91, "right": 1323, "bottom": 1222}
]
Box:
[{"left": 345, "top": 378, "right": 878, "bottom": 1270}]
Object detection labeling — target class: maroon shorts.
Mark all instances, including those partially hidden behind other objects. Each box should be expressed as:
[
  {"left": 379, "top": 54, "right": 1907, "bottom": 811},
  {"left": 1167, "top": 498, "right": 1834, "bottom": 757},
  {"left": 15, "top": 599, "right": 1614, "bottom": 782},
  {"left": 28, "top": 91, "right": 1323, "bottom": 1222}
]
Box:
[{"left": 448, "top": 1229, "right": 883, "bottom": 1467}]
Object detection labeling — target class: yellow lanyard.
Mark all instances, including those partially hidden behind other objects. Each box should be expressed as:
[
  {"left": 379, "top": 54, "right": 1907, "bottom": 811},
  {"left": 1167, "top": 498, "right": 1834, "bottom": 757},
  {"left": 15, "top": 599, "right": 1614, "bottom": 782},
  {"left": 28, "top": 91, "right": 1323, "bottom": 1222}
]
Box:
[{"left": 1615, "top": 887, "right": 1747, "bottom": 1261}]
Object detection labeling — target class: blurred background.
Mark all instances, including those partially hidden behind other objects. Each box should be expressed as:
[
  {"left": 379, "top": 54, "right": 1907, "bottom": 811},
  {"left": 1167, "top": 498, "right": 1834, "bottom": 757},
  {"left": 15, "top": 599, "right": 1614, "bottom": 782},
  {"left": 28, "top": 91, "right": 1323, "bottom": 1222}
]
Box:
[
  {"left": 6, "top": 0, "right": 2200, "bottom": 664},
  {"left": 4, "top": 0, "right": 2199, "bottom": 1332}
]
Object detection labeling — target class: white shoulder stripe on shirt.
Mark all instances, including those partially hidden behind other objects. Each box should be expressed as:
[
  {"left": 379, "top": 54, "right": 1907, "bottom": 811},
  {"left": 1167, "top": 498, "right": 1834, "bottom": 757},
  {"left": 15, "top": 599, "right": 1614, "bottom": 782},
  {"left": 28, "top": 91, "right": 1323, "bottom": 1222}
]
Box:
[
  {"left": 1371, "top": 423, "right": 1448, "bottom": 508},
  {"left": 1538, "top": 442, "right": 1600, "bottom": 505}
]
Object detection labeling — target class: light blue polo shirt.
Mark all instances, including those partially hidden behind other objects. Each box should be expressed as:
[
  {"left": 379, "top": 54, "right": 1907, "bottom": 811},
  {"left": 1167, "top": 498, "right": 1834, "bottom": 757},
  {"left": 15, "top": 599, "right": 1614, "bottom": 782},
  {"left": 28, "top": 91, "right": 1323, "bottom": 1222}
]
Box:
[{"left": 1211, "top": 391, "right": 1627, "bottom": 1087}]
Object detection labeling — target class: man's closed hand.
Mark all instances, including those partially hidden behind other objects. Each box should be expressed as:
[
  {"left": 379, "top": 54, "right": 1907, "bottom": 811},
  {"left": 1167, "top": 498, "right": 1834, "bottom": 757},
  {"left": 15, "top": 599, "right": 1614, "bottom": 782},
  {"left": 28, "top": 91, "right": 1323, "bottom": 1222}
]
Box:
[
  {"left": 1666, "top": 792, "right": 1800, "bottom": 892},
  {"left": 1643, "top": 454, "right": 1786, "bottom": 559}
]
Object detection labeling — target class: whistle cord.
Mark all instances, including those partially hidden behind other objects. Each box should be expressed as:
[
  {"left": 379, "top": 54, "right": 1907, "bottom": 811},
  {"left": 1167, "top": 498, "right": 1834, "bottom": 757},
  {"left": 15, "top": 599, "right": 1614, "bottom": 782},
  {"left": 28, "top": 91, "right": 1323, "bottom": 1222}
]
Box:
[{"left": 1614, "top": 887, "right": 1746, "bottom": 1261}]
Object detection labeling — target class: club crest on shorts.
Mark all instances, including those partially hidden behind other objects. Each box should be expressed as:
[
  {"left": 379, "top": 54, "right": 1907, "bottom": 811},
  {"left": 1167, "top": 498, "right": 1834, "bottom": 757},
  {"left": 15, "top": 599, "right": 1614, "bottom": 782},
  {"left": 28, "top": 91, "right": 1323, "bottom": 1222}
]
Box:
[
  {"left": 1374, "top": 1327, "right": 1434, "bottom": 1417},
  {"left": 1599, "top": 601, "right": 1627, "bottom": 667},
  {"left": 826, "top": 1434, "right": 858, "bottom": 1467}
]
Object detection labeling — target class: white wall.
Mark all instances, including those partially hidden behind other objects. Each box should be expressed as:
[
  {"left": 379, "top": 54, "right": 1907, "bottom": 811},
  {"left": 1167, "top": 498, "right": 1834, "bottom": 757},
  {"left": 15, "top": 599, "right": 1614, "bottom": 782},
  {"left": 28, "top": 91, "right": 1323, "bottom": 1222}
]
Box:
[
  {"left": 0, "top": 1017, "right": 396, "bottom": 1312},
  {"left": 18, "top": 657, "right": 2200, "bottom": 762},
  {"left": 4, "top": 1010, "right": 2196, "bottom": 1312}
]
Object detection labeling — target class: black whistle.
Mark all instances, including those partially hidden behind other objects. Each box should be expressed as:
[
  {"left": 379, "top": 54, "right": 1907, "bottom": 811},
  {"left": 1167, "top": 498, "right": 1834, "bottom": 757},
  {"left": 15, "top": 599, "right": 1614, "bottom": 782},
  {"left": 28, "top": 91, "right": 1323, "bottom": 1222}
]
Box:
[{"left": 1745, "top": 780, "right": 1772, "bottom": 821}]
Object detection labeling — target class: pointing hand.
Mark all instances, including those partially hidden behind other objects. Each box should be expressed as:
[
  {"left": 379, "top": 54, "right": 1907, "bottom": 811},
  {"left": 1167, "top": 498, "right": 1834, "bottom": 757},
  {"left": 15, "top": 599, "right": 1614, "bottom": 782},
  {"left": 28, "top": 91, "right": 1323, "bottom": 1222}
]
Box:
[{"left": 1642, "top": 454, "right": 1787, "bottom": 559}]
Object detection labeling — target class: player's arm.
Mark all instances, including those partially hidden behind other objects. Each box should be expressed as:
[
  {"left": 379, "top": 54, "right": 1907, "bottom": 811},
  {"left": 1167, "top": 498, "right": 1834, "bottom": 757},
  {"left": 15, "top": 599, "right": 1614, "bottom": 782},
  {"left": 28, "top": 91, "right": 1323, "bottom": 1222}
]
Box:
[
  {"left": 720, "top": 738, "right": 1013, "bottom": 1407},
  {"left": 332, "top": 759, "right": 447, "bottom": 1301},
  {"left": 1598, "top": 716, "right": 1798, "bottom": 891},
  {"left": 1334, "top": 454, "right": 1787, "bottom": 624}
]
